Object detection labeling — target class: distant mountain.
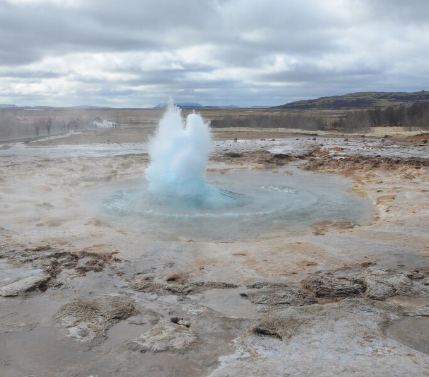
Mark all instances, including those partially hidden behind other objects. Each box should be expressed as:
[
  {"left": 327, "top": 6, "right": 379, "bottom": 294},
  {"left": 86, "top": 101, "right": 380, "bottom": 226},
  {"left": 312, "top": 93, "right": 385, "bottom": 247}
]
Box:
[
  {"left": 0, "top": 104, "right": 17, "bottom": 108},
  {"left": 202, "top": 105, "right": 239, "bottom": 108},
  {"left": 154, "top": 103, "right": 240, "bottom": 109},
  {"left": 22, "top": 106, "right": 54, "bottom": 110},
  {"left": 155, "top": 102, "right": 203, "bottom": 109},
  {"left": 275, "top": 90, "right": 429, "bottom": 110},
  {"left": 70, "top": 105, "right": 102, "bottom": 109}
]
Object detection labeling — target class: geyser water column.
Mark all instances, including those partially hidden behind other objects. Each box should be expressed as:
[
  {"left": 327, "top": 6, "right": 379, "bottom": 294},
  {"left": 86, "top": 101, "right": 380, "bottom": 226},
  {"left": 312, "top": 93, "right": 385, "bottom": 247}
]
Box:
[
  {"left": 144, "top": 102, "right": 239, "bottom": 211},
  {"left": 145, "top": 103, "right": 211, "bottom": 198}
]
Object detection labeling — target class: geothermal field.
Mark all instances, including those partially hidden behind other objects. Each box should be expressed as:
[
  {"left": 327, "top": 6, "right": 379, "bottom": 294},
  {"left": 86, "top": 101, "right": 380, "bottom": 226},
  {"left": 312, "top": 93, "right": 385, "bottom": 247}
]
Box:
[{"left": 0, "top": 104, "right": 428, "bottom": 376}]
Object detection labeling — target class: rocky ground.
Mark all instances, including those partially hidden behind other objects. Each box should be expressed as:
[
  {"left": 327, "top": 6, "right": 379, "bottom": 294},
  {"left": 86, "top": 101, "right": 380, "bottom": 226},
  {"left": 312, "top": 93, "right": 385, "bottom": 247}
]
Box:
[{"left": 0, "top": 127, "right": 429, "bottom": 376}]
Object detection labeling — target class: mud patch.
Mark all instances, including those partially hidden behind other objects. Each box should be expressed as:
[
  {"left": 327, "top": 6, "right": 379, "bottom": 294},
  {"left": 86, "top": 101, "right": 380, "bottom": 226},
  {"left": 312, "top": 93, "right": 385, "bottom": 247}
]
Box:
[
  {"left": 301, "top": 155, "right": 429, "bottom": 175},
  {"left": 211, "top": 150, "right": 298, "bottom": 167},
  {"left": 0, "top": 245, "right": 122, "bottom": 284},
  {"left": 130, "top": 321, "right": 198, "bottom": 353}
]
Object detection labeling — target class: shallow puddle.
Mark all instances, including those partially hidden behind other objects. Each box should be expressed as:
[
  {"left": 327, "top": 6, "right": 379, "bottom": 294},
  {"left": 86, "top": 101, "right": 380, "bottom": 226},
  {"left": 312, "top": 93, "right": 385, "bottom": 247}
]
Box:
[
  {"left": 195, "top": 288, "right": 259, "bottom": 319},
  {"left": 385, "top": 317, "right": 429, "bottom": 355}
]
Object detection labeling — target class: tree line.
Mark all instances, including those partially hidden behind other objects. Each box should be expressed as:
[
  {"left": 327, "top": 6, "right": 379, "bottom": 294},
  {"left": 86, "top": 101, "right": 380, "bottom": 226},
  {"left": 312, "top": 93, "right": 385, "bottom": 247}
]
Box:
[
  {"left": 210, "top": 113, "right": 328, "bottom": 131},
  {"left": 210, "top": 101, "right": 429, "bottom": 133},
  {"left": 332, "top": 101, "right": 429, "bottom": 132}
]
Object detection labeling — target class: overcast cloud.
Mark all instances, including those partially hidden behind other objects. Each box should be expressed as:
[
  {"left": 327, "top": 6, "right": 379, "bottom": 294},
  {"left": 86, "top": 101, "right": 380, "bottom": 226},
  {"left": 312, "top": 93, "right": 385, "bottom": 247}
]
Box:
[{"left": 0, "top": 0, "right": 428, "bottom": 107}]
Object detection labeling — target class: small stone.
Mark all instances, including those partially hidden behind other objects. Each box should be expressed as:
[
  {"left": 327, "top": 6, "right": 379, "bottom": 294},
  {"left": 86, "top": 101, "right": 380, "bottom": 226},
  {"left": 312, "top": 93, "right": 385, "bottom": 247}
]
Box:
[
  {"left": 178, "top": 320, "right": 191, "bottom": 327},
  {"left": 170, "top": 317, "right": 180, "bottom": 324},
  {"left": 0, "top": 274, "right": 50, "bottom": 297}
]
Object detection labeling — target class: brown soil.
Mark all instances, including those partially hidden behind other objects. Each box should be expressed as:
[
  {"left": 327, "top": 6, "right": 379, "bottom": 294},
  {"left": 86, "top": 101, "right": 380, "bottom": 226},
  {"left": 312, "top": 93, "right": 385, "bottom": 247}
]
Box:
[{"left": 300, "top": 154, "right": 429, "bottom": 175}]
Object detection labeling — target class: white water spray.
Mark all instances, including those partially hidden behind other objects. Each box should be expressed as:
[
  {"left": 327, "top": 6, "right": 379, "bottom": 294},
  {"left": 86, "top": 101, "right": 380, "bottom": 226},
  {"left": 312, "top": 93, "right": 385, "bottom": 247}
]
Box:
[{"left": 145, "top": 102, "right": 212, "bottom": 198}]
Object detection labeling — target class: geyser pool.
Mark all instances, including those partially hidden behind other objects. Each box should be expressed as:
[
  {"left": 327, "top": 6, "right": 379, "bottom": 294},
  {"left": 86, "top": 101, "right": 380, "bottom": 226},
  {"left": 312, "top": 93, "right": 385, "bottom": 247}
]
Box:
[{"left": 99, "top": 167, "right": 373, "bottom": 241}]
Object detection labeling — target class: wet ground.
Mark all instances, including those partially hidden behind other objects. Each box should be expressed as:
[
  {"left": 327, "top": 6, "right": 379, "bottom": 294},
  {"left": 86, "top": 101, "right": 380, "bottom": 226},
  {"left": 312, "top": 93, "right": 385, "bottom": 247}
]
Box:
[{"left": 1, "top": 128, "right": 429, "bottom": 376}]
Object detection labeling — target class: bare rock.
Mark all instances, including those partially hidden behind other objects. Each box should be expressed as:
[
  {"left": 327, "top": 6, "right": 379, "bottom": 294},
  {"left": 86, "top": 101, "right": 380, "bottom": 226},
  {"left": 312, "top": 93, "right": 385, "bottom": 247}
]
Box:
[
  {"left": 55, "top": 296, "right": 137, "bottom": 344},
  {"left": 131, "top": 279, "right": 238, "bottom": 295},
  {"left": 209, "top": 299, "right": 429, "bottom": 377},
  {"left": 406, "top": 305, "right": 429, "bottom": 317},
  {"left": 0, "top": 274, "right": 50, "bottom": 297},
  {"left": 359, "top": 268, "right": 414, "bottom": 300},
  {"left": 131, "top": 321, "right": 198, "bottom": 353},
  {"left": 365, "top": 280, "right": 396, "bottom": 300},
  {"left": 302, "top": 272, "right": 365, "bottom": 298},
  {"left": 240, "top": 282, "right": 316, "bottom": 312},
  {"left": 302, "top": 267, "right": 426, "bottom": 301},
  {"left": 0, "top": 246, "right": 120, "bottom": 280}
]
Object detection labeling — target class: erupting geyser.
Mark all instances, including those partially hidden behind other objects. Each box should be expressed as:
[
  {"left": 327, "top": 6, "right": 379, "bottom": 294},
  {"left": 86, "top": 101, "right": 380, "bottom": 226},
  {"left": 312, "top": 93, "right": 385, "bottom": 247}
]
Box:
[
  {"left": 145, "top": 102, "right": 212, "bottom": 198},
  {"left": 144, "top": 102, "right": 237, "bottom": 210},
  {"left": 100, "top": 101, "right": 372, "bottom": 240}
]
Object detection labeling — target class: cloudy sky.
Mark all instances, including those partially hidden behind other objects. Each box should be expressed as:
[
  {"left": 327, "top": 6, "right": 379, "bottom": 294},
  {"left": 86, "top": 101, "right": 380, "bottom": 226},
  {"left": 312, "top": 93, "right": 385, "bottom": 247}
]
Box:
[{"left": 0, "top": 0, "right": 428, "bottom": 107}]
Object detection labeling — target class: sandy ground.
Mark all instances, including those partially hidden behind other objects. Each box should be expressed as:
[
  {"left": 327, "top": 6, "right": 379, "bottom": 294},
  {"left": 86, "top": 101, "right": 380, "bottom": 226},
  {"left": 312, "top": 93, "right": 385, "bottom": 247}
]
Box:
[{"left": 1, "top": 127, "right": 429, "bottom": 376}]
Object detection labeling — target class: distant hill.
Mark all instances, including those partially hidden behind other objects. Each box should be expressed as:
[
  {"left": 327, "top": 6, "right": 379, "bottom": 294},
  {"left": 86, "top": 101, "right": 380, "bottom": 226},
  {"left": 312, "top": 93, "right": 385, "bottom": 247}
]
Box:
[
  {"left": 0, "top": 104, "right": 17, "bottom": 108},
  {"left": 275, "top": 90, "right": 429, "bottom": 110}
]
